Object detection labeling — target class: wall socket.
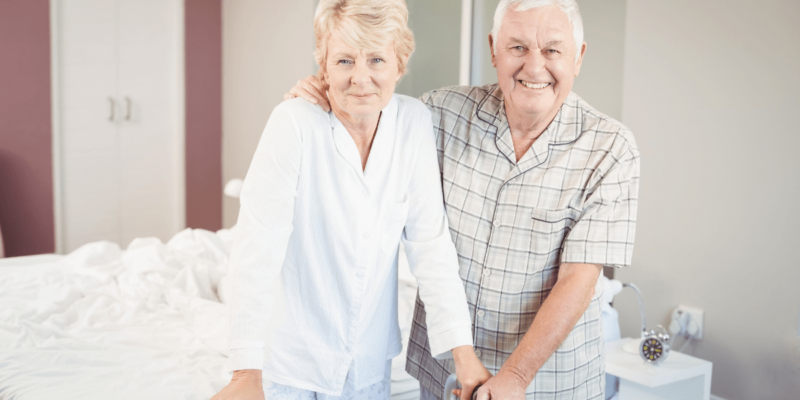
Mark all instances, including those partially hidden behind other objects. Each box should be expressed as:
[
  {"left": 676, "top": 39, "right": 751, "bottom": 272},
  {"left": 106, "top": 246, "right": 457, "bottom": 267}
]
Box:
[{"left": 674, "top": 305, "right": 705, "bottom": 340}]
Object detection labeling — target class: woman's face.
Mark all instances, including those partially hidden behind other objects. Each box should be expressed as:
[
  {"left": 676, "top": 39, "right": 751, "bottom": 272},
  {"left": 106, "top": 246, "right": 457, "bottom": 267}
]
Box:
[{"left": 324, "top": 30, "right": 402, "bottom": 122}]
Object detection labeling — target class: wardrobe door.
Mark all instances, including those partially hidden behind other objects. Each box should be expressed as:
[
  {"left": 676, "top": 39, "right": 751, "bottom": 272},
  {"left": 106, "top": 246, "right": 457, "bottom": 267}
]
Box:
[
  {"left": 56, "top": 0, "right": 121, "bottom": 252},
  {"left": 116, "top": 0, "right": 182, "bottom": 245}
]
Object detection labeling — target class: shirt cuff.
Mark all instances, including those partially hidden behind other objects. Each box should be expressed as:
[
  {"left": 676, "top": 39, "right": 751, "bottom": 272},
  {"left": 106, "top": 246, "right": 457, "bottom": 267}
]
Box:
[
  {"left": 561, "top": 240, "right": 632, "bottom": 268},
  {"left": 428, "top": 324, "right": 473, "bottom": 360},
  {"left": 229, "top": 347, "right": 264, "bottom": 372}
]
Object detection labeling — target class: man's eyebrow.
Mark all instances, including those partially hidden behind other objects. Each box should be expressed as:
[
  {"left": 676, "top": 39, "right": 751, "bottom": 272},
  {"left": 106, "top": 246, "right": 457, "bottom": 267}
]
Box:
[{"left": 544, "top": 40, "right": 563, "bottom": 47}]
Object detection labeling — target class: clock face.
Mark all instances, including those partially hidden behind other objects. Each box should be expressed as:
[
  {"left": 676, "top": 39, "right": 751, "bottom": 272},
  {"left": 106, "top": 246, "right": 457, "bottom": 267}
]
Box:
[{"left": 641, "top": 338, "right": 664, "bottom": 362}]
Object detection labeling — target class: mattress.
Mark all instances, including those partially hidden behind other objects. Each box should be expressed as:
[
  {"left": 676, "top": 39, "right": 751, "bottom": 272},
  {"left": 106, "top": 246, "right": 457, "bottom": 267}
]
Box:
[{"left": 0, "top": 229, "right": 420, "bottom": 400}]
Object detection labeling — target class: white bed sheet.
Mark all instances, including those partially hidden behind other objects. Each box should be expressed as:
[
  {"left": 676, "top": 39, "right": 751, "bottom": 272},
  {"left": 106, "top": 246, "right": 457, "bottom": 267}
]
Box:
[{"left": 0, "top": 229, "right": 421, "bottom": 400}]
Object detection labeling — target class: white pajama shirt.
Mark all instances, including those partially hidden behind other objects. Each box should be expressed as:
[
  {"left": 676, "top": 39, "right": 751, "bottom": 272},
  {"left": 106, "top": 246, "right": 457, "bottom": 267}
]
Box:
[{"left": 226, "top": 95, "right": 473, "bottom": 396}]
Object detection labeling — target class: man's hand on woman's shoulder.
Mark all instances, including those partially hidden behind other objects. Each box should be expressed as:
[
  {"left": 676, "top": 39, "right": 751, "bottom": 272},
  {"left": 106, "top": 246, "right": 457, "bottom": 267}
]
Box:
[
  {"left": 211, "top": 369, "right": 265, "bottom": 400},
  {"left": 284, "top": 76, "right": 331, "bottom": 112}
]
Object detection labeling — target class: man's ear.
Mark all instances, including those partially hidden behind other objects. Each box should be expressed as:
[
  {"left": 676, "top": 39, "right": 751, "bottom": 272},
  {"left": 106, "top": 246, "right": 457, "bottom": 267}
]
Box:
[
  {"left": 489, "top": 34, "right": 497, "bottom": 68},
  {"left": 574, "top": 41, "right": 587, "bottom": 77}
]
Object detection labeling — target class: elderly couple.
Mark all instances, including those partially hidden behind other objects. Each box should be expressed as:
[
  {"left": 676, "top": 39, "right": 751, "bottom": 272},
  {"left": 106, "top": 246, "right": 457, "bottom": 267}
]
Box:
[{"left": 213, "top": 0, "right": 639, "bottom": 399}]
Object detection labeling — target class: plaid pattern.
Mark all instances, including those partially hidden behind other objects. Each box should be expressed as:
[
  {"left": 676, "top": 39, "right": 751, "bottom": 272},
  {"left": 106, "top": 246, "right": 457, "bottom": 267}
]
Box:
[{"left": 405, "top": 85, "right": 640, "bottom": 400}]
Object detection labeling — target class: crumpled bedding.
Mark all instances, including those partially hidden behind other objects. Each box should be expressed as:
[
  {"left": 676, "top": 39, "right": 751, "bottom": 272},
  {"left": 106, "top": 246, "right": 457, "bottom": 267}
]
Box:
[{"left": 0, "top": 228, "right": 420, "bottom": 400}]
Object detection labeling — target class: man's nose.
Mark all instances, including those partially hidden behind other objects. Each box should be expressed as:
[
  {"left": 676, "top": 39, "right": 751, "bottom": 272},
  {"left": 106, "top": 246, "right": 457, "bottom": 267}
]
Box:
[{"left": 522, "top": 50, "right": 546, "bottom": 76}]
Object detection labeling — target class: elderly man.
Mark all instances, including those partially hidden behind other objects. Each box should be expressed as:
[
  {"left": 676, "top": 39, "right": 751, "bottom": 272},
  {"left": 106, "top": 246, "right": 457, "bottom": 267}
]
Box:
[{"left": 287, "top": 0, "right": 639, "bottom": 399}]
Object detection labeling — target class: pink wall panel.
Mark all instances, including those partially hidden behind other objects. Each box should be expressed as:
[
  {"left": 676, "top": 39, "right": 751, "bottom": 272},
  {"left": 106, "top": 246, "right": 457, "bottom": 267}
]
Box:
[
  {"left": 0, "top": 0, "right": 223, "bottom": 257},
  {"left": 0, "top": 0, "right": 55, "bottom": 257},
  {"left": 185, "top": 0, "right": 223, "bottom": 232}
]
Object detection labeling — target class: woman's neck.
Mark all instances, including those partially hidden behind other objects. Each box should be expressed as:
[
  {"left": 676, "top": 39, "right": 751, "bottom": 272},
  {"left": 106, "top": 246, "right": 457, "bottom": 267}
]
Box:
[{"left": 332, "top": 107, "right": 381, "bottom": 171}]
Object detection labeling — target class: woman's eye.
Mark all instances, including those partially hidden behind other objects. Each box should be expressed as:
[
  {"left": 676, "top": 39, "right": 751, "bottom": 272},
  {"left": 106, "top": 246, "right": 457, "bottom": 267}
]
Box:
[
  {"left": 337, "top": 59, "right": 353, "bottom": 65},
  {"left": 372, "top": 58, "right": 384, "bottom": 64}
]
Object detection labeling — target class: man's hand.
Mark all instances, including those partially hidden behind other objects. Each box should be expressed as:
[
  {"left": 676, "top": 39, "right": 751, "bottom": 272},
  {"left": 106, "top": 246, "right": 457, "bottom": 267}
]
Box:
[
  {"left": 211, "top": 369, "right": 265, "bottom": 400},
  {"left": 451, "top": 346, "right": 493, "bottom": 400},
  {"left": 473, "top": 368, "right": 527, "bottom": 400},
  {"left": 283, "top": 76, "right": 331, "bottom": 112}
]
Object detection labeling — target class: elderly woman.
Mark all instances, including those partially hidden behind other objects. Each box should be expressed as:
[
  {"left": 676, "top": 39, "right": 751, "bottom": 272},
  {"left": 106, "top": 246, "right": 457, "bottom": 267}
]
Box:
[{"left": 212, "top": 1, "right": 490, "bottom": 400}]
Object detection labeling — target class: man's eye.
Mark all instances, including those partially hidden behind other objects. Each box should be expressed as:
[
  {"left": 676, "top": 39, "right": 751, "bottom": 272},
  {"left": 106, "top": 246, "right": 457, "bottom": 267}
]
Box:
[
  {"left": 512, "top": 46, "right": 525, "bottom": 51},
  {"left": 371, "top": 58, "right": 384, "bottom": 64},
  {"left": 546, "top": 49, "right": 559, "bottom": 54}
]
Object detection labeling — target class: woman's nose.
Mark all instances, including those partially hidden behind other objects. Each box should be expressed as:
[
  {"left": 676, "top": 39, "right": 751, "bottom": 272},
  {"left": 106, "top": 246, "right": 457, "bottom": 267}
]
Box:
[{"left": 351, "top": 61, "right": 372, "bottom": 85}]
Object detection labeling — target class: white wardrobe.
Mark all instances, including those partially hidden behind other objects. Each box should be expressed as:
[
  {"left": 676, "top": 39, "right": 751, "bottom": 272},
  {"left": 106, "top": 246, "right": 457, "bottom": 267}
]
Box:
[{"left": 51, "top": 0, "right": 185, "bottom": 253}]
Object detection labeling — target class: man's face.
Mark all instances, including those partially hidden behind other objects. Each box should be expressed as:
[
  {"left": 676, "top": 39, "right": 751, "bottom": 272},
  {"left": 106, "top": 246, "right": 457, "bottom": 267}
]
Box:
[{"left": 490, "top": 4, "right": 585, "bottom": 120}]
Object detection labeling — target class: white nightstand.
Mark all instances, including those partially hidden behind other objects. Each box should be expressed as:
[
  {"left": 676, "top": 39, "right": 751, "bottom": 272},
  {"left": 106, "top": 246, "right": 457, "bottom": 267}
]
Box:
[{"left": 606, "top": 338, "right": 713, "bottom": 400}]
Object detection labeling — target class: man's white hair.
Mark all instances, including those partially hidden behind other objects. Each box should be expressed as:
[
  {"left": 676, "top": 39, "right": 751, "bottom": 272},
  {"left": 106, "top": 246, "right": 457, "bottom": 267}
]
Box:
[{"left": 491, "top": 0, "right": 584, "bottom": 63}]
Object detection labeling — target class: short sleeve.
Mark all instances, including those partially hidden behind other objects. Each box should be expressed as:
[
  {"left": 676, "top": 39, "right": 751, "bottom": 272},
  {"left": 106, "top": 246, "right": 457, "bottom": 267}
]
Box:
[{"left": 561, "top": 138, "right": 640, "bottom": 267}]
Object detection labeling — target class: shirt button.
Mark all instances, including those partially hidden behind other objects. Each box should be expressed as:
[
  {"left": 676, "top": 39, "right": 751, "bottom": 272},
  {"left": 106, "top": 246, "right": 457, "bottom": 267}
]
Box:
[
  {"left": 475, "top": 349, "right": 481, "bottom": 357},
  {"left": 477, "top": 310, "right": 485, "bottom": 317},
  {"left": 493, "top": 220, "right": 501, "bottom": 228},
  {"left": 483, "top": 269, "right": 491, "bottom": 276}
]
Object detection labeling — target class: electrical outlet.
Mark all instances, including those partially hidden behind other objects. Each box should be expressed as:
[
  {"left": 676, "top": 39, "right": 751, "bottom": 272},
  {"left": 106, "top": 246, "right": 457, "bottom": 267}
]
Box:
[{"left": 676, "top": 305, "right": 704, "bottom": 340}]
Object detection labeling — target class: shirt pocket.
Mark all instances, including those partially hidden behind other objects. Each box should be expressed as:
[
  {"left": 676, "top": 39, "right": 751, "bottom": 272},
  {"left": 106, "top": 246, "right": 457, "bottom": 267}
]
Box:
[
  {"left": 530, "top": 207, "right": 581, "bottom": 263},
  {"left": 381, "top": 201, "right": 409, "bottom": 254}
]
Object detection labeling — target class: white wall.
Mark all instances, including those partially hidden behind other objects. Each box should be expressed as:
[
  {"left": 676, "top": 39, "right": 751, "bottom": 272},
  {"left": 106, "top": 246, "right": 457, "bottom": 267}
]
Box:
[
  {"left": 395, "top": 0, "right": 462, "bottom": 98},
  {"left": 571, "top": 0, "right": 626, "bottom": 121},
  {"left": 616, "top": 1, "right": 800, "bottom": 399},
  {"left": 222, "top": 0, "right": 316, "bottom": 227}
]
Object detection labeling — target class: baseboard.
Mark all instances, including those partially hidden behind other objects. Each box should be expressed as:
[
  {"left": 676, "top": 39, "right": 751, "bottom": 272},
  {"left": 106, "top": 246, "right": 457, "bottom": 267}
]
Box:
[{"left": 710, "top": 395, "right": 728, "bottom": 400}]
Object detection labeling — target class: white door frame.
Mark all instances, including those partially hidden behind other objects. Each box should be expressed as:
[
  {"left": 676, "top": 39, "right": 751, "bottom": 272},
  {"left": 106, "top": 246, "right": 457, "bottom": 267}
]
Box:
[
  {"left": 460, "top": 0, "right": 473, "bottom": 86},
  {"left": 49, "top": 0, "right": 186, "bottom": 254}
]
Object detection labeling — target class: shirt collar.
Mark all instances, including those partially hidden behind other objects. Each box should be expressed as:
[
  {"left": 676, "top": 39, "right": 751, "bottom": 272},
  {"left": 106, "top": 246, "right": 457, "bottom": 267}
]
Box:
[
  {"left": 476, "top": 85, "right": 583, "bottom": 146},
  {"left": 328, "top": 95, "right": 398, "bottom": 182}
]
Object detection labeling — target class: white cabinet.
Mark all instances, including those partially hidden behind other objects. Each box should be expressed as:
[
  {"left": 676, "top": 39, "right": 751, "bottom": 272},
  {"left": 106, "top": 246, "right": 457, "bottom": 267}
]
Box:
[
  {"left": 52, "top": 0, "right": 184, "bottom": 253},
  {"left": 606, "top": 338, "right": 713, "bottom": 400}
]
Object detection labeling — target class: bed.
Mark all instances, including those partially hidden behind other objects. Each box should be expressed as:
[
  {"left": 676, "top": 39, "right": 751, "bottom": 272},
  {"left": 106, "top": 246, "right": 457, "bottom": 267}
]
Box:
[{"left": 0, "top": 228, "right": 420, "bottom": 400}]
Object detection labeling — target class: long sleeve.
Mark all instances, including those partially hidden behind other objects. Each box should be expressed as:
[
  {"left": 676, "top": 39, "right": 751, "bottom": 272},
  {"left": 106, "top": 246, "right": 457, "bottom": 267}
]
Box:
[
  {"left": 402, "top": 113, "right": 473, "bottom": 359},
  {"left": 226, "top": 103, "right": 303, "bottom": 371}
]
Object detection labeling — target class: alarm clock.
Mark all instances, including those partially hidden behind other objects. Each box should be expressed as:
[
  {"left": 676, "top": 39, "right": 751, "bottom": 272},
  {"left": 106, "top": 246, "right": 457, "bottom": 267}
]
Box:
[
  {"left": 639, "top": 327, "right": 671, "bottom": 365},
  {"left": 622, "top": 283, "right": 672, "bottom": 365}
]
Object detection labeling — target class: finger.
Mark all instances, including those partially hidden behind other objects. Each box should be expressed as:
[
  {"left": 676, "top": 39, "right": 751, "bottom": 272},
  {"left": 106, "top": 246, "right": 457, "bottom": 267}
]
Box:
[
  {"left": 453, "top": 389, "right": 462, "bottom": 396},
  {"left": 295, "top": 79, "right": 326, "bottom": 100},
  {"left": 459, "top": 386, "right": 473, "bottom": 400},
  {"left": 283, "top": 93, "right": 295, "bottom": 100},
  {"left": 475, "top": 387, "right": 490, "bottom": 400},
  {"left": 305, "top": 75, "right": 327, "bottom": 93},
  {"left": 293, "top": 87, "right": 321, "bottom": 105},
  {"left": 288, "top": 86, "right": 318, "bottom": 104}
]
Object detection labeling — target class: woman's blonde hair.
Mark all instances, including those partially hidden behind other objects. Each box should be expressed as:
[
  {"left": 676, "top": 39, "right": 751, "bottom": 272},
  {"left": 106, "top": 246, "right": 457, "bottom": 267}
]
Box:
[{"left": 314, "top": 0, "right": 415, "bottom": 83}]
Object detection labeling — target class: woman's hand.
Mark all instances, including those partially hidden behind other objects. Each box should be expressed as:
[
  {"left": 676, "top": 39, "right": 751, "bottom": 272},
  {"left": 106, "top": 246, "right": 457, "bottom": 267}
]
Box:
[
  {"left": 451, "top": 346, "right": 493, "bottom": 400},
  {"left": 210, "top": 369, "right": 265, "bottom": 400},
  {"left": 283, "top": 76, "right": 331, "bottom": 112}
]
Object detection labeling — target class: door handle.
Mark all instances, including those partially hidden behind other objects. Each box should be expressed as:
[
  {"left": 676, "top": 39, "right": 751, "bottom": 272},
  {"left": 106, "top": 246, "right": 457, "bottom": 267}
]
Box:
[
  {"left": 124, "top": 97, "right": 132, "bottom": 121},
  {"left": 108, "top": 97, "right": 115, "bottom": 121}
]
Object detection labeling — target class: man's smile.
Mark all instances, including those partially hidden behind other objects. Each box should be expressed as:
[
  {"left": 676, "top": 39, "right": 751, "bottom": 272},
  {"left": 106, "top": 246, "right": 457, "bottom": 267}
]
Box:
[{"left": 518, "top": 79, "right": 551, "bottom": 89}]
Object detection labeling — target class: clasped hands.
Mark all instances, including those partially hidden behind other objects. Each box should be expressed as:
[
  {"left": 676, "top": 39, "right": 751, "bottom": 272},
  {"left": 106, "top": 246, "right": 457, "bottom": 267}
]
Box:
[{"left": 451, "top": 346, "right": 528, "bottom": 400}]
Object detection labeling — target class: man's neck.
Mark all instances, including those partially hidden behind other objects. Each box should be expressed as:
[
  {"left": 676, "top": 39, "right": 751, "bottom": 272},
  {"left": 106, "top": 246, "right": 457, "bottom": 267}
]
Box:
[{"left": 504, "top": 103, "right": 560, "bottom": 162}]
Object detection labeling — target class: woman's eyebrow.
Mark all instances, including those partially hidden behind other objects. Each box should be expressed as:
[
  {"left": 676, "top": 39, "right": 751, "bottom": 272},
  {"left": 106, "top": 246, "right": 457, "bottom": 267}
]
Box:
[{"left": 330, "top": 52, "right": 355, "bottom": 59}]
